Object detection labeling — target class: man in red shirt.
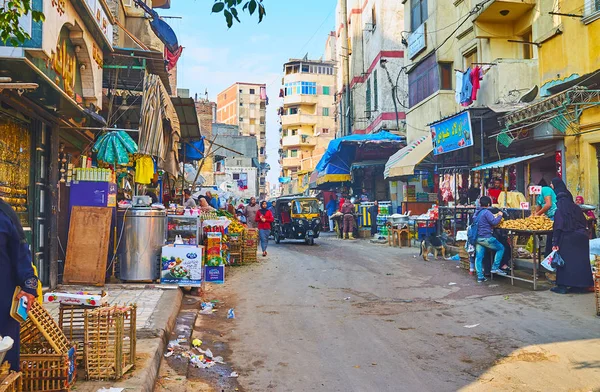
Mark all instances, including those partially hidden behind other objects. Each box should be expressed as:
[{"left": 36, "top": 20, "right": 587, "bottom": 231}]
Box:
[{"left": 487, "top": 178, "right": 503, "bottom": 205}]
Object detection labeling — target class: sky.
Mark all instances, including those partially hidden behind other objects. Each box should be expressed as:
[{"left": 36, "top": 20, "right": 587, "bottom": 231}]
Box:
[{"left": 158, "top": 0, "right": 338, "bottom": 187}]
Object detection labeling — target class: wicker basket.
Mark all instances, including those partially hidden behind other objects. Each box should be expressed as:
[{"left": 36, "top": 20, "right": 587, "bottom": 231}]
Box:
[
  {"left": 84, "top": 306, "right": 136, "bottom": 381},
  {"left": 0, "top": 364, "right": 22, "bottom": 392},
  {"left": 19, "top": 301, "right": 76, "bottom": 392},
  {"left": 59, "top": 304, "right": 108, "bottom": 367}
]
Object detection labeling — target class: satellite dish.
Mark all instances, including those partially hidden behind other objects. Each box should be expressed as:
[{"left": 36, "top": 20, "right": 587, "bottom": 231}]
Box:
[{"left": 519, "top": 85, "right": 538, "bottom": 103}]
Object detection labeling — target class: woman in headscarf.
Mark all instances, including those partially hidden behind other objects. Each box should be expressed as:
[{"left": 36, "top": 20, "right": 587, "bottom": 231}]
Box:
[
  {"left": 575, "top": 196, "right": 597, "bottom": 239},
  {"left": 256, "top": 200, "right": 274, "bottom": 257},
  {"left": 550, "top": 178, "right": 594, "bottom": 294}
]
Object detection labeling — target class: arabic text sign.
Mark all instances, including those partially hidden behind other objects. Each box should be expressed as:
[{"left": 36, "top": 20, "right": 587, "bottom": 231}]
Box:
[
  {"left": 528, "top": 186, "right": 542, "bottom": 195},
  {"left": 430, "top": 111, "right": 474, "bottom": 155}
]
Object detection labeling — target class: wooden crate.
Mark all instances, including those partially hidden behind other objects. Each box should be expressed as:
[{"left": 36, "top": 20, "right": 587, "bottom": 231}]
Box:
[
  {"left": 84, "top": 306, "right": 136, "bottom": 381},
  {"left": 0, "top": 363, "right": 22, "bottom": 392},
  {"left": 59, "top": 304, "right": 108, "bottom": 367},
  {"left": 228, "top": 235, "right": 243, "bottom": 265},
  {"left": 19, "top": 301, "right": 76, "bottom": 392}
]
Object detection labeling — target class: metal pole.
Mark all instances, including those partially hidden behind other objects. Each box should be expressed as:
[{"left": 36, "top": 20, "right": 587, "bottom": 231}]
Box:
[{"left": 340, "top": 0, "right": 351, "bottom": 136}]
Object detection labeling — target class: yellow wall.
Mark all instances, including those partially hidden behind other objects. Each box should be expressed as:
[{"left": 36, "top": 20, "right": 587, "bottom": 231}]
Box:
[{"left": 536, "top": 0, "right": 600, "bottom": 204}]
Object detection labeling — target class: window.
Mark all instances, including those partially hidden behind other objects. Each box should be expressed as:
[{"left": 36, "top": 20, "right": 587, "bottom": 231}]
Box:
[
  {"left": 249, "top": 88, "right": 256, "bottom": 94},
  {"left": 371, "top": 5, "right": 377, "bottom": 30},
  {"left": 291, "top": 129, "right": 298, "bottom": 136},
  {"left": 233, "top": 173, "right": 240, "bottom": 180},
  {"left": 239, "top": 89, "right": 243, "bottom": 94},
  {"left": 290, "top": 150, "right": 298, "bottom": 158},
  {"left": 284, "top": 82, "right": 317, "bottom": 96},
  {"left": 411, "top": 0, "right": 428, "bottom": 31},
  {"left": 323, "top": 107, "right": 330, "bottom": 116},
  {"left": 584, "top": 0, "right": 600, "bottom": 20},
  {"left": 408, "top": 53, "right": 439, "bottom": 107},
  {"left": 322, "top": 128, "right": 330, "bottom": 134},
  {"left": 289, "top": 107, "right": 298, "bottom": 115},
  {"left": 239, "top": 117, "right": 244, "bottom": 122},
  {"left": 302, "top": 64, "right": 310, "bottom": 73},
  {"left": 464, "top": 49, "right": 477, "bottom": 69},
  {"left": 439, "top": 62, "right": 453, "bottom": 90},
  {"left": 323, "top": 86, "right": 330, "bottom": 95},
  {"left": 239, "top": 102, "right": 244, "bottom": 106},
  {"left": 366, "top": 78, "right": 372, "bottom": 114},
  {"left": 521, "top": 30, "right": 533, "bottom": 59},
  {"left": 373, "top": 70, "right": 378, "bottom": 110}
]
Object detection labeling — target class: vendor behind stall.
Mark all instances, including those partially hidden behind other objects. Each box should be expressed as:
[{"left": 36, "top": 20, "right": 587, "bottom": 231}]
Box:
[
  {"left": 534, "top": 181, "right": 557, "bottom": 256},
  {"left": 487, "top": 178, "right": 503, "bottom": 205},
  {"left": 183, "top": 189, "right": 197, "bottom": 209}
]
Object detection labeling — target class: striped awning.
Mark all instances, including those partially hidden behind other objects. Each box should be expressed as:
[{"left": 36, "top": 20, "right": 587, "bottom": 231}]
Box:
[{"left": 384, "top": 135, "right": 432, "bottom": 178}]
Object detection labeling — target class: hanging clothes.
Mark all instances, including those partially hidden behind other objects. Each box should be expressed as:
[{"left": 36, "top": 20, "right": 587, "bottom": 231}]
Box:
[
  {"left": 455, "top": 71, "right": 464, "bottom": 104},
  {"left": 460, "top": 68, "right": 473, "bottom": 105},
  {"left": 279, "top": 89, "right": 284, "bottom": 98},
  {"left": 260, "top": 86, "right": 268, "bottom": 100},
  {"left": 470, "top": 66, "right": 482, "bottom": 102},
  {"left": 135, "top": 156, "right": 155, "bottom": 185},
  {"left": 164, "top": 46, "right": 183, "bottom": 72}
]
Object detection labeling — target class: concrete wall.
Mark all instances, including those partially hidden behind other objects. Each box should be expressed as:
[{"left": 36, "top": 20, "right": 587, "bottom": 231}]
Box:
[
  {"left": 214, "top": 166, "right": 258, "bottom": 199},
  {"left": 335, "top": 0, "right": 408, "bottom": 135}
]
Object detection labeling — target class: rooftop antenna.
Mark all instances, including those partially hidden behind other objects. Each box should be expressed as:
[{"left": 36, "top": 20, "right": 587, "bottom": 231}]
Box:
[
  {"left": 303, "top": 53, "right": 308, "bottom": 61},
  {"left": 205, "top": 88, "right": 208, "bottom": 100}
]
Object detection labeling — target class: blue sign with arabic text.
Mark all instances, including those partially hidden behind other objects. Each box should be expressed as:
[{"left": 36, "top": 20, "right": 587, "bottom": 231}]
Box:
[{"left": 430, "top": 111, "right": 473, "bottom": 155}]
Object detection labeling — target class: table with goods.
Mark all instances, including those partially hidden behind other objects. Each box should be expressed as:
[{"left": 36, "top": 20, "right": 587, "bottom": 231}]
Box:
[{"left": 496, "top": 215, "right": 554, "bottom": 290}]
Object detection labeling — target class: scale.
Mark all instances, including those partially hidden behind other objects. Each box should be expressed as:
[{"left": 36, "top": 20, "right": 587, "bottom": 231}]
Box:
[{"left": 131, "top": 195, "right": 152, "bottom": 208}]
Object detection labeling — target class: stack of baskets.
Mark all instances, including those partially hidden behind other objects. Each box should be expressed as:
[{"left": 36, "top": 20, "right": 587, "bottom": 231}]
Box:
[
  {"left": 0, "top": 362, "right": 22, "bottom": 392},
  {"left": 242, "top": 229, "right": 259, "bottom": 262},
  {"left": 84, "top": 305, "right": 136, "bottom": 381},
  {"left": 59, "top": 303, "right": 109, "bottom": 367},
  {"left": 228, "top": 233, "right": 243, "bottom": 265},
  {"left": 19, "top": 301, "right": 76, "bottom": 392}
]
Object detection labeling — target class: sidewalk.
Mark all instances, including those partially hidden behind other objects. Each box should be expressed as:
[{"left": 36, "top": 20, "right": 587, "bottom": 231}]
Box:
[{"left": 44, "top": 284, "right": 183, "bottom": 392}]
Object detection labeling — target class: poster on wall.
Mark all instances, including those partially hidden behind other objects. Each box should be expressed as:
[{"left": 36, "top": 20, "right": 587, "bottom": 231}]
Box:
[{"left": 430, "top": 111, "right": 473, "bottom": 155}]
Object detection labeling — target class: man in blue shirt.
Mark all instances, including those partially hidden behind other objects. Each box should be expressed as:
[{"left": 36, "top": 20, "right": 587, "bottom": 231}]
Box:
[
  {"left": 326, "top": 195, "right": 338, "bottom": 232},
  {"left": 206, "top": 191, "right": 219, "bottom": 209},
  {"left": 474, "top": 196, "right": 507, "bottom": 283}
]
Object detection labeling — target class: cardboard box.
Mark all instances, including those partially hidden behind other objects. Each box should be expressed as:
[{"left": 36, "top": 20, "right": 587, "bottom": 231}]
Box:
[{"left": 44, "top": 292, "right": 107, "bottom": 307}]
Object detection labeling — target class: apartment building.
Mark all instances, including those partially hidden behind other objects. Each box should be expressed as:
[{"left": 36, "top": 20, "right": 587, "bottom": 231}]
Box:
[
  {"left": 335, "top": 0, "right": 408, "bottom": 136},
  {"left": 216, "top": 82, "right": 268, "bottom": 196},
  {"left": 279, "top": 59, "right": 337, "bottom": 194}
]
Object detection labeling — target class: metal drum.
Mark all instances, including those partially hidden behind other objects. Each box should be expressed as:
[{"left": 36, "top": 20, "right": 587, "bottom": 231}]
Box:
[{"left": 116, "top": 209, "right": 166, "bottom": 281}]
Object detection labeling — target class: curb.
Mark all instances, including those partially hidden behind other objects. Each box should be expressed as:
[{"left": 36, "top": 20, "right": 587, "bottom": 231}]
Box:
[{"left": 113, "top": 288, "right": 183, "bottom": 392}]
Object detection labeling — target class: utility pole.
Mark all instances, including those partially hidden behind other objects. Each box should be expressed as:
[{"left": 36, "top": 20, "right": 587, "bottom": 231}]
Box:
[
  {"left": 380, "top": 60, "right": 401, "bottom": 134},
  {"left": 340, "top": 0, "right": 351, "bottom": 136}
]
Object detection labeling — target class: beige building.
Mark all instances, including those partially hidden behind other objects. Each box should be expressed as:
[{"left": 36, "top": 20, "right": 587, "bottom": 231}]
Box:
[
  {"left": 216, "top": 82, "right": 268, "bottom": 196},
  {"left": 279, "top": 59, "right": 337, "bottom": 194}
]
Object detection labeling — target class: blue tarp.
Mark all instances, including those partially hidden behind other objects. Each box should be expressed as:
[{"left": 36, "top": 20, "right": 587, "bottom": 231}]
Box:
[{"left": 183, "top": 139, "right": 205, "bottom": 160}]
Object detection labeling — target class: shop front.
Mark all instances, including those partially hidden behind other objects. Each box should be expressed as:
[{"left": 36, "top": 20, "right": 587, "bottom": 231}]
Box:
[{"left": 0, "top": 0, "right": 112, "bottom": 287}]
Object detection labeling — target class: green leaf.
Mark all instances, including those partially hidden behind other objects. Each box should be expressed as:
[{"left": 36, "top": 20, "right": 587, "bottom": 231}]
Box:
[
  {"left": 211, "top": 2, "right": 225, "bottom": 13},
  {"left": 258, "top": 4, "right": 265, "bottom": 23},
  {"left": 248, "top": 0, "right": 257, "bottom": 15},
  {"left": 224, "top": 9, "right": 233, "bottom": 28},
  {"left": 231, "top": 7, "right": 240, "bottom": 22}
]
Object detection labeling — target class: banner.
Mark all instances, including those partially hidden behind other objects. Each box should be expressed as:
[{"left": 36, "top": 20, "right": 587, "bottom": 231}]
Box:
[{"left": 430, "top": 111, "right": 473, "bottom": 155}]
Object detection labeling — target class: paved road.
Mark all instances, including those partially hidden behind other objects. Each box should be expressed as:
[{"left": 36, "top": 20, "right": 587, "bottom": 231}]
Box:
[{"left": 164, "top": 234, "right": 600, "bottom": 392}]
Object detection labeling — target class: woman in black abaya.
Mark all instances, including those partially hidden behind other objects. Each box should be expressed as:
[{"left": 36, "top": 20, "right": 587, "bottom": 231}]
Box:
[{"left": 550, "top": 178, "right": 594, "bottom": 294}]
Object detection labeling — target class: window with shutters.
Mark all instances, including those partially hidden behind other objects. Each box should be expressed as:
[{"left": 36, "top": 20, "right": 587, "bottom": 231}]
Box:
[
  {"left": 583, "top": 0, "right": 600, "bottom": 23},
  {"left": 408, "top": 53, "right": 439, "bottom": 107},
  {"left": 373, "top": 70, "right": 379, "bottom": 110},
  {"left": 366, "top": 78, "right": 372, "bottom": 114}
]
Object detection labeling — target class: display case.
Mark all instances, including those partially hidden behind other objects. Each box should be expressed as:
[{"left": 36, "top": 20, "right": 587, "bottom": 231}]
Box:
[{"left": 167, "top": 215, "right": 198, "bottom": 245}]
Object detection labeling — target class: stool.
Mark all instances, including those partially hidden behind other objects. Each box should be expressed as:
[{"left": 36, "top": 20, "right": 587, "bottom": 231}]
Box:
[{"left": 388, "top": 227, "right": 410, "bottom": 248}]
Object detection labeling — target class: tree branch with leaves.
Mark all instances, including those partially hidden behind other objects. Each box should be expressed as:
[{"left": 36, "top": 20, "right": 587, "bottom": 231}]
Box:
[
  {"left": 0, "top": 0, "right": 45, "bottom": 46},
  {"left": 211, "top": 0, "right": 266, "bottom": 28}
]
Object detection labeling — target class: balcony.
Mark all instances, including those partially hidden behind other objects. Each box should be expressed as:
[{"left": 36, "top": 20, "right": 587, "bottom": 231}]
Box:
[
  {"left": 282, "top": 157, "right": 301, "bottom": 168},
  {"left": 475, "top": 59, "right": 538, "bottom": 107},
  {"left": 474, "top": 0, "right": 535, "bottom": 23},
  {"left": 284, "top": 94, "right": 319, "bottom": 106},
  {"left": 281, "top": 114, "right": 317, "bottom": 127},
  {"left": 281, "top": 135, "right": 316, "bottom": 148}
]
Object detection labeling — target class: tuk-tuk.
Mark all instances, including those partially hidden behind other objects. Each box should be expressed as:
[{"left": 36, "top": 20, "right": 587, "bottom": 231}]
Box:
[{"left": 271, "top": 196, "right": 322, "bottom": 245}]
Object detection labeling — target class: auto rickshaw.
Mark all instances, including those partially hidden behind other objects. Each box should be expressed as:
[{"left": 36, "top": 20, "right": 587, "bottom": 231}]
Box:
[{"left": 271, "top": 196, "right": 322, "bottom": 245}]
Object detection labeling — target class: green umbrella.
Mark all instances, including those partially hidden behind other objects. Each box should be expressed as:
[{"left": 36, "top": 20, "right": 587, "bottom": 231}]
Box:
[{"left": 93, "top": 131, "right": 138, "bottom": 165}]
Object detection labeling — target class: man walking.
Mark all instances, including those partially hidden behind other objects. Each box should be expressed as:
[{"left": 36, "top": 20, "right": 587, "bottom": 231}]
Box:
[
  {"left": 0, "top": 199, "right": 38, "bottom": 370},
  {"left": 326, "top": 195, "right": 338, "bottom": 232},
  {"left": 473, "top": 196, "right": 507, "bottom": 283},
  {"left": 340, "top": 198, "right": 355, "bottom": 240},
  {"left": 245, "top": 197, "right": 260, "bottom": 229},
  {"left": 369, "top": 200, "right": 379, "bottom": 237}
]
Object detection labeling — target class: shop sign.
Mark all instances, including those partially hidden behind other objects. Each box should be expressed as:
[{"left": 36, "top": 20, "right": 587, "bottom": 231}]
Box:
[
  {"left": 81, "top": 0, "right": 114, "bottom": 46},
  {"left": 408, "top": 23, "right": 427, "bottom": 59},
  {"left": 529, "top": 185, "right": 542, "bottom": 195},
  {"left": 430, "top": 111, "right": 473, "bottom": 155}
]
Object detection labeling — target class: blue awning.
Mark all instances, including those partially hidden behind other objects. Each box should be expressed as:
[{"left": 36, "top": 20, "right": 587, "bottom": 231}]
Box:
[{"left": 471, "top": 154, "right": 544, "bottom": 171}]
